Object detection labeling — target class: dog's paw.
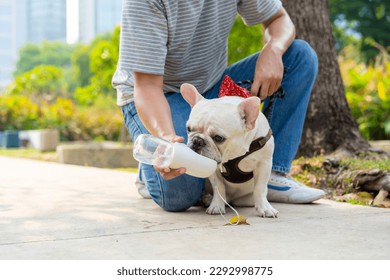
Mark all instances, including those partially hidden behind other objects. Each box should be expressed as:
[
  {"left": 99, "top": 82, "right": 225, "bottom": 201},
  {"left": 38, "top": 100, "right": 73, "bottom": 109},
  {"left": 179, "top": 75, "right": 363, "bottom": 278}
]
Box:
[
  {"left": 255, "top": 200, "right": 278, "bottom": 218},
  {"left": 206, "top": 203, "right": 226, "bottom": 215}
]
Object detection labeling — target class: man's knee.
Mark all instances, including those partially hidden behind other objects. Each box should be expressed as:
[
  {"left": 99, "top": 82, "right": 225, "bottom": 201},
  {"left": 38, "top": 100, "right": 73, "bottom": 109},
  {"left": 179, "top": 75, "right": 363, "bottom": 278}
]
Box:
[
  {"left": 159, "top": 190, "right": 203, "bottom": 212},
  {"left": 288, "top": 39, "right": 318, "bottom": 73},
  {"left": 154, "top": 175, "right": 204, "bottom": 212}
]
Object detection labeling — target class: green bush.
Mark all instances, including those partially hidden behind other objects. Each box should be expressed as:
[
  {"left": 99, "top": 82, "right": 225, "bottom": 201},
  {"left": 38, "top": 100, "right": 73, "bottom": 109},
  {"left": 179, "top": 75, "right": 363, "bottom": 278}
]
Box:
[
  {"left": 0, "top": 94, "right": 122, "bottom": 142},
  {"left": 65, "top": 107, "right": 122, "bottom": 141},
  {"left": 39, "top": 98, "right": 75, "bottom": 131},
  {"left": 0, "top": 95, "right": 40, "bottom": 130},
  {"left": 339, "top": 45, "right": 390, "bottom": 140}
]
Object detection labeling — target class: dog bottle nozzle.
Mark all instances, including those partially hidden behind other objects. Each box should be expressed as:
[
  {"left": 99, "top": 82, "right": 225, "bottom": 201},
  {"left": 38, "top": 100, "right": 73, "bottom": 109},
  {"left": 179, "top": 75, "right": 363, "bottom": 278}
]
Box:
[{"left": 133, "top": 134, "right": 217, "bottom": 178}]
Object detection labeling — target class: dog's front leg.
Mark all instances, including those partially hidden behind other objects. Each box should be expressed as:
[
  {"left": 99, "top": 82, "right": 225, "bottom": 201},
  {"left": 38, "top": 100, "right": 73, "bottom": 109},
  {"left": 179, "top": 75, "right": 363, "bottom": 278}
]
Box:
[
  {"left": 253, "top": 160, "right": 278, "bottom": 218},
  {"left": 206, "top": 173, "right": 226, "bottom": 215}
]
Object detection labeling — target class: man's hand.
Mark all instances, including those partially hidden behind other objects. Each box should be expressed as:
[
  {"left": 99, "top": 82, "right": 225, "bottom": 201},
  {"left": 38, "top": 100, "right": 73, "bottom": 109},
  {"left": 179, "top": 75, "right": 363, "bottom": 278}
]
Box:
[
  {"left": 154, "top": 166, "right": 186, "bottom": 180},
  {"left": 250, "top": 7, "right": 295, "bottom": 100},
  {"left": 153, "top": 135, "right": 186, "bottom": 180},
  {"left": 252, "top": 43, "right": 284, "bottom": 100}
]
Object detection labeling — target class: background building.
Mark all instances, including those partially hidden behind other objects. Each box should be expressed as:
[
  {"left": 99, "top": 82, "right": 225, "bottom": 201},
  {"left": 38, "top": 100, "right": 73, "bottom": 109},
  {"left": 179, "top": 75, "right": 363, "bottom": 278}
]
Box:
[
  {"left": 79, "top": 0, "right": 122, "bottom": 43},
  {"left": 27, "top": 0, "right": 67, "bottom": 43},
  {"left": 0, "top": 0, "right": 27, "bottom": 88},
  {"left": 0, "top": 0, "right": 66, "bottom": 89},
  {"left": 0, "top": 0, "right": 122, "bottom": 89}
]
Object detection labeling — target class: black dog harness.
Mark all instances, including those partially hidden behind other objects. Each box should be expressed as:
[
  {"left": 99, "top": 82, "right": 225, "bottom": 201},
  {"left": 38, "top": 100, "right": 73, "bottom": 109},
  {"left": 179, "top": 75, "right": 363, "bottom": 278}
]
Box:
[{"left": 221, "top": 129, "right": 273, "bottom": 184}]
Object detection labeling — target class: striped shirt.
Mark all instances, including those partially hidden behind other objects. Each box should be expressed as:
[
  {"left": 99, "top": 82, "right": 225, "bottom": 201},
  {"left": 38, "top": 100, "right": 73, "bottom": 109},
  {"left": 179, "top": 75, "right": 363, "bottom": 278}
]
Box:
[{"left": 112, "top": 0, "right": 282, "bottom": 106}]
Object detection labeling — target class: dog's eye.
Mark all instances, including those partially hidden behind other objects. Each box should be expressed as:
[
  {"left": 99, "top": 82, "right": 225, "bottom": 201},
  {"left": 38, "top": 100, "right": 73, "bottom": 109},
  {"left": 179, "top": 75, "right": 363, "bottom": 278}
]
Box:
[
  {"left": 213, "top": 135, "right": 225, "bottom": 143},
  {"left": 187, "top": 126, "right": 191, "bottom": 133}
]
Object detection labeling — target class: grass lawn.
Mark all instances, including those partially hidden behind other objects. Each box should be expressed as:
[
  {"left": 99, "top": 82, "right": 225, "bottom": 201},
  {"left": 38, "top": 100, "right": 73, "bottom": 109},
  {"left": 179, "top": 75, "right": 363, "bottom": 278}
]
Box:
[{"left": 0, "top": 147, "right": 58, "bottom": 162}]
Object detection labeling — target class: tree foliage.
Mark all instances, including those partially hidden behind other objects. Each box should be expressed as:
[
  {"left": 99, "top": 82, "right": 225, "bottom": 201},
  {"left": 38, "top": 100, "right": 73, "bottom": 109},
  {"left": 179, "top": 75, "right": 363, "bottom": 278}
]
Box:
[
  {"left": 228, "top": 16, "right": 263, "bottom": 65},
  {"left": 15, "top": 41, "right": 74, "bottom": 76},
  {"left": 6, "top": 65, "right": 67, "bottom": 104},
  {"left": 90, "top": 40, "right": 118, "bottom": 93},
  {"left": 328, "top": 0, "right": 390, "bottom": 62},
  {"left": 70, "top": 44, "right": 92, "bottom": 89},
  {"left": 71, "top": 26, "right": 120, "bottom": 105}
]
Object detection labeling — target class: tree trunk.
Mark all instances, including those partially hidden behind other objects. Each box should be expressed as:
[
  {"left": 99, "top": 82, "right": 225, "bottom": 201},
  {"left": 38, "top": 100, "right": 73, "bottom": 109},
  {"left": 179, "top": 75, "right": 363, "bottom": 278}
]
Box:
[{"left": 283, "top": 0, "right": 371, "bottom": 157}]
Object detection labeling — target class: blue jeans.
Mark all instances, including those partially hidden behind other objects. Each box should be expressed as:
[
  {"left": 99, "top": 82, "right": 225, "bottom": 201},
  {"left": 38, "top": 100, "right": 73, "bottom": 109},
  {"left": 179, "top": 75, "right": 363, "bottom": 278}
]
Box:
[{"left": 122, "top": 40, "right": 318, "bottom": 212}]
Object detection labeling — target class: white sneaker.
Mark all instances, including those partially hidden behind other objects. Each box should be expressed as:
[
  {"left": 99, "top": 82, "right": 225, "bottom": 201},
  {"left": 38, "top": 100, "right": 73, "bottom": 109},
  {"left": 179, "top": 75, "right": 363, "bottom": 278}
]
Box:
[
  {"left": 135, "top": 177, "right": 151, "bottom": 199},
  {"left": 267, "top": 172, "right": 325, "bottom": 203}
]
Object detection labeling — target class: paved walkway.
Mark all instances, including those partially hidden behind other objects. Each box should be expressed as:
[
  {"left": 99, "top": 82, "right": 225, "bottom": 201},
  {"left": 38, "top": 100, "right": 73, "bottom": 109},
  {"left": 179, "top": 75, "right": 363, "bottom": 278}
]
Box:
[{"left": 1, "top": 156, "right": 389, "bottom": 260}]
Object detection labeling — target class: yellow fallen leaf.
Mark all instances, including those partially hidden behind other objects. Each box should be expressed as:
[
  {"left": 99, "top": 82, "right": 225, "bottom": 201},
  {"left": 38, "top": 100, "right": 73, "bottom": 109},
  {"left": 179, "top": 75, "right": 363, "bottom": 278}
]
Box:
[{"left": 225, "top": 215, "right": 250, "bottom": 226}]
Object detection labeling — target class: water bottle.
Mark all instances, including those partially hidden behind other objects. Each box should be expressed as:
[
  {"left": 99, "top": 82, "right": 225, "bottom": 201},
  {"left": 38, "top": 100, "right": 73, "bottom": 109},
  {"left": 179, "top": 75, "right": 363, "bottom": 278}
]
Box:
[{"left": 133, "top": 134, "right": 217, "bottom": 178}]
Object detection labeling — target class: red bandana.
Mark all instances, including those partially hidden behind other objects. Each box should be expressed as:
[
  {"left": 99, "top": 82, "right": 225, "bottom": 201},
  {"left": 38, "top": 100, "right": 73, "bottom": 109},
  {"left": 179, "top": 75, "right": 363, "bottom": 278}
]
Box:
[{"left": 218, "top": 75, "right": 251, "bottom": 98}]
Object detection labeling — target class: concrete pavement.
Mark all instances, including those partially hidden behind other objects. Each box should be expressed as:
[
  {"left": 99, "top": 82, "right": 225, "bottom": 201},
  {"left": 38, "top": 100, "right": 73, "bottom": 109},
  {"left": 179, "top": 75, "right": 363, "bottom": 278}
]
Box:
[{"left": 0, "top": 155, "right": 389, "bottom": 260}]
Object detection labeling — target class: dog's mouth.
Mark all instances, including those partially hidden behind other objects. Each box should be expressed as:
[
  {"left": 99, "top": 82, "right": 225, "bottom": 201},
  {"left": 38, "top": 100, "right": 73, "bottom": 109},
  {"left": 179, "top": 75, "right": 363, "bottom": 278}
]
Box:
[
  {"left": 188, "top": 142, "right": 221, "bottom": 163},
  {"left": 188, "top": 144, "right": 206, "bottom": 157},
  {"left": 189, "top": 136, "right": 206, "bottom": 152}
]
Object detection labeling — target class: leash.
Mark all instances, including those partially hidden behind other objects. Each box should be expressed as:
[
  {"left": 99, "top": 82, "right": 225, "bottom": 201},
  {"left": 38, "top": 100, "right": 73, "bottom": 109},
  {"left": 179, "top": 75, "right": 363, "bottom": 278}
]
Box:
[
  {"left": 213, "top": 177, "right": 241, "bottom": 226},
  {"left": 236, "top": 80, "right": 285, "bottom": 120}
]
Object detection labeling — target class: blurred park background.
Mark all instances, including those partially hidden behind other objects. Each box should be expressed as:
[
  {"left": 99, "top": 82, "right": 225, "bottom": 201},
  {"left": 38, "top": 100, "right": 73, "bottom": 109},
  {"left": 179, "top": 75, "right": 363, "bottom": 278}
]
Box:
[{"left": 0, "top": 0, "right": 389, "bottom": 152}]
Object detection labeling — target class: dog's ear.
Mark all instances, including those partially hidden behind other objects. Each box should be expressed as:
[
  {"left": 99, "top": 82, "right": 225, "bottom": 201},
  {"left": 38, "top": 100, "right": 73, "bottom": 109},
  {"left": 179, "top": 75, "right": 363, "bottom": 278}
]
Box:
[
  {"left": 238, "top": 97, "right": 260, "bottom": 130},
  {"left": 180, "top": 83, "right": 205, "bottom": 107}
]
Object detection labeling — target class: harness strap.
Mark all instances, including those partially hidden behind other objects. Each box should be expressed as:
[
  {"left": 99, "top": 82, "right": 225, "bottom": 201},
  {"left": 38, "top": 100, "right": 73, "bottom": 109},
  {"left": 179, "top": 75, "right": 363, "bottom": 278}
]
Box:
[{"left": 221, "top": 129, "right": 273, "bottom": 184}]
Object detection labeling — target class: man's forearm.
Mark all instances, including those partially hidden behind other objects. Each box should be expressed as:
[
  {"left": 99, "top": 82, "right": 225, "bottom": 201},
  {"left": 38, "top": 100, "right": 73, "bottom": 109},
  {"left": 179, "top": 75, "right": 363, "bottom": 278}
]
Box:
[
  {"left": 133, "top": 72, "right": 176, "bottom": 139},
  {"left": 262, "top": 8, "right": 295, "bottom": 55}
]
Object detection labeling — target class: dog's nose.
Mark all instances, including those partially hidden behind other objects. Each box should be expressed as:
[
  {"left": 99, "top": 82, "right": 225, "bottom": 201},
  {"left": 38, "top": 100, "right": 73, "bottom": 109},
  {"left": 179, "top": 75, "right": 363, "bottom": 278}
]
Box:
[{"left": 191, "top": 137, "right": 206, "bottom": 152}]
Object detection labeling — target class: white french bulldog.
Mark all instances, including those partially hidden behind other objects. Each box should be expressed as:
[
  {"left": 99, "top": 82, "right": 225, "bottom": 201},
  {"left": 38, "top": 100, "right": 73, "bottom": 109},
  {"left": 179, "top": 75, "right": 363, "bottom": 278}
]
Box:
[{"left": 180, "top": 83, "right": 278, "bottom": 218}]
